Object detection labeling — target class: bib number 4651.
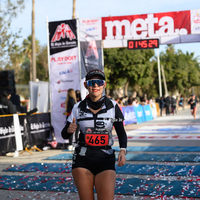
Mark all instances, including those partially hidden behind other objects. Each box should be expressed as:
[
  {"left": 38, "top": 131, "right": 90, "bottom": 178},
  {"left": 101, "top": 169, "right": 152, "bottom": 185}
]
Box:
[{"left": 85, "top": 134, "right": 109, "bottom": 146}]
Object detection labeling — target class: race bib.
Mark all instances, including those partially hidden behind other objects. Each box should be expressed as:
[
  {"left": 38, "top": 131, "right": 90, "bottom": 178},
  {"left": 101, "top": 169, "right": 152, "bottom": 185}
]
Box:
[{"left": 85, "top": 127, "right": 109, "bottom": 146}]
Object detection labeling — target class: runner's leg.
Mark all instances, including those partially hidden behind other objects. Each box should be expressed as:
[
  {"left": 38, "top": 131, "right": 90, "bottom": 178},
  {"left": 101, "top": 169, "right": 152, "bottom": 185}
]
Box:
[
  {"left": 94, "top": 170, "right": 116, "bottom": 200},
  {"left": 193, "top": 107, "right": 197, "bottom": 119},
  {"left": 72, "top": 168, "right": 95, "bottom": 200}
]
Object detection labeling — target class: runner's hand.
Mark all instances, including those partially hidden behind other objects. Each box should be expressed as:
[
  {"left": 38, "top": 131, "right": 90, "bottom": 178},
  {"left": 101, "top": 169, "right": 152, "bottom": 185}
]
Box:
[
  {"left": 67, "top": 118, "right": 77, "bottom": 133},
  {"left": 117, "top": 150, "right": 126, "bottom": 166}
]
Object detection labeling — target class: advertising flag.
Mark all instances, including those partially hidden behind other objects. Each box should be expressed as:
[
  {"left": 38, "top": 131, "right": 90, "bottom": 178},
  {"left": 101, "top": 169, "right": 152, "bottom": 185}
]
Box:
[{"left": 49, "top": 19, "right": 80, "bottom": 143}]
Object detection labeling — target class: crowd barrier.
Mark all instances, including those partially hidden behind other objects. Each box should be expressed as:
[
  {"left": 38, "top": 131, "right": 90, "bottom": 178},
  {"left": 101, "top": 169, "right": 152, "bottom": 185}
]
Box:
[
  {"left": 0, "top": 113, "right": 51, "bottom": 155},
  {"left": 121, "top": 103, "right": 158, "bottom": 125},
  {"left": 0, "top": 104, "right": 159, "bottom": 155}
]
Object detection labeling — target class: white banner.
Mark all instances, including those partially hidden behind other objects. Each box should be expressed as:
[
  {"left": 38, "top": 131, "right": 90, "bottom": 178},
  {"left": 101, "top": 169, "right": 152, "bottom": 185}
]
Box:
[
  {"left": 79, "top": 18, "right": 102, "bottom": 41},
  {"left": 50, "top": 48, "right": 80, "bottom": 143}
]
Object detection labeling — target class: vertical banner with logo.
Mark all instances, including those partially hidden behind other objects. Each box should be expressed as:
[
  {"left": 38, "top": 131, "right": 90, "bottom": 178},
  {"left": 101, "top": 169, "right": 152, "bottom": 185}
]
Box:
[
  {"left": 79, "top": 18, "right": 103, "bottom": 99},
  {"left": 49, "top": 19, "right": 80, "bottom": 143}
]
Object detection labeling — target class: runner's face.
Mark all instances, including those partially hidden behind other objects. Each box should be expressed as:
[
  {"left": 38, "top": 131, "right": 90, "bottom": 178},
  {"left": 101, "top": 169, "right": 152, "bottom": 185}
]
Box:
[{"left": 85, "top": 75, "right": 106, "bottom": 100}]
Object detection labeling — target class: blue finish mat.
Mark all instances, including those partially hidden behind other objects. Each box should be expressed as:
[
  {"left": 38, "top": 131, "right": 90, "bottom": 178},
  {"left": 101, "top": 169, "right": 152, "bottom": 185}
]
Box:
[
  {"left": 0, "top": 175, "right": 76, "bottom": 192},
  {"left": 115, "top": 177, "right": 200, "bottom": 197},
  {"left": 4, "top": 163, "right": 200, "bottom": 176},
  {"left": 63, "top": 146, "right": 200, "bottom": 152},
  {"left": 113, "top": 146, "right": 200, "bottom": 152},
  {"left": 4, "top": 163, "right": 72, "bottom": 173},
  {"left": 0, "top": 175, "right": 200, "bottom": 197},
  {"left": 44, "top": 153, "right": 200, "bottom": 162}
]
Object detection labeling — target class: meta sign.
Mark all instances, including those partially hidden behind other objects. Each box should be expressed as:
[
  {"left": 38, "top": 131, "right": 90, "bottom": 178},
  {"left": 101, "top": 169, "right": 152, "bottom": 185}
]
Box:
[{"left": 127, "top": 39, "right": 159, "bottom": 50}]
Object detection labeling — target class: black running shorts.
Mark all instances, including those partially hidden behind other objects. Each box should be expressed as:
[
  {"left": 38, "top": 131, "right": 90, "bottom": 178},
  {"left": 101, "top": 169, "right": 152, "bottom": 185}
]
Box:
[{"left": 72, "top": 146, "right": 115, "bottom": 176}]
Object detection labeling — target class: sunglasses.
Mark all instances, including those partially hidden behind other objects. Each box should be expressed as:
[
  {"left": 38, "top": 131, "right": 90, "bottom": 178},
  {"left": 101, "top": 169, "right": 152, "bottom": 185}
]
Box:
[{"left": 86, "top": 79, "right": 105, "bottom": 87}]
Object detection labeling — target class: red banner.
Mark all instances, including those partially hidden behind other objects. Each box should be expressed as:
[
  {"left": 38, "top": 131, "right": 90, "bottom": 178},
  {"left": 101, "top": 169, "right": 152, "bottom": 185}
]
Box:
[{"left": 102, "top": 10, "right": 191, "bottom": 40}]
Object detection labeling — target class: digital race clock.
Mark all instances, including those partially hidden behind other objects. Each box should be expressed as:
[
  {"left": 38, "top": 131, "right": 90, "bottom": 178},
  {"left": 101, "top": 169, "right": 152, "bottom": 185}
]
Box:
[{"left": 127, "top": 39, "right": 159, "bottom": 50}]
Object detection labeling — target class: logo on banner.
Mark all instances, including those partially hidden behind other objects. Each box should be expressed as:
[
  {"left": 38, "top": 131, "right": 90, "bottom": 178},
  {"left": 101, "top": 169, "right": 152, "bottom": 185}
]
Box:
[
  {"left": 58, "top": 89, "right": 68, "bottom": 93},
  {"left": 51, "top": 56, "right": 77, "bottom": 65},
  {"left": 85, "top": 41, "right": 99, "bottom": 59},
  {"left": 86, "top": 27, "right": 98, "bottom": 32},
  {"left": 57, "top": 80, "right": 74, "bottom": 84},
  {"left": 85, "top": 40, "right": 99, "bottom": 68},
  {"left": 194, "top": 13, "right": 200, "bottom": 23},
  {"left": 51, "top": 56, "right": 77, "bottom": 62},
  {"left": 52, "top": 23, "right": 76, "bottom": 42},
  {"left": 61, "top": 103, "right": 65, "bottom": 108},
  {"left": 103, "top": 13, "right": 189, "bottom": 40},
  {"left": 82, "top": 19, "right": 99, "bottom": 25},
  {"left": 59, "top": 69, "right": 73, "bottom": 75},
  {"left": 60, "top": 96, "right": 66, "bottom": 100}
]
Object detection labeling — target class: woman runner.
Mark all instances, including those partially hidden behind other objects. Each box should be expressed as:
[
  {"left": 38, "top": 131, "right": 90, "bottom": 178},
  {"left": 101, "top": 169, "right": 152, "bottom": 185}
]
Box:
[{"left": 61, "top": 69, "right": 127, "bottom": 200}]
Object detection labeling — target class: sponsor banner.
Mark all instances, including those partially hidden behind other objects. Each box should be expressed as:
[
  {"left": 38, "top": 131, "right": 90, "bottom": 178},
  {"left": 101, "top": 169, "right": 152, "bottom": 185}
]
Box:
[
  {"left": 0, "top": 113, "right": 51, "bottom": 155},
  {"left": 151, "top": 103, "right": 158, "bottom": 119},
  {"left": 121, "top": 106, "right": 137, "bottom": 125},
  {"left": 49, "top": 19, "right": 80, "bottom": 143},
  {"left": 133, "top": 105, "right": 145, "bottom": 124},
  {"left": 80, "top": 40, "right": 103, "bottom": 79},
  {"left": 143, "top": 105, "right": 153, "bottom": 122},
  {"left": 79, "top": 18, "right": 102, "bottom": 41},
  {"left": 49, "top": 19, "right": 77, "bottom": 55},
  {"left": 100, "top": 9, "right": 200, "bottom": 48},
  {"left": 50, "top": 48, "right": 79, "bottom": 71},
  {"left": 0, "top": 116, "right": 17, "bottom": 154},
  {"left": 191, "top": 9, "right": 200, "bottom": 34}
]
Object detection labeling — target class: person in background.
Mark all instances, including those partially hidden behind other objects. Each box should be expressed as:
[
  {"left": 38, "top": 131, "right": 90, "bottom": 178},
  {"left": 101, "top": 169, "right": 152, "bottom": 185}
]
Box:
[
  {"left": 118, "top": 97, "right": 124, "bottom": 106},
  {"left": 65, "top": 89, "right": 77, "bottom": 150},
  {"left": 179, "top": 95, "right": 184, "bottom": 110},
  {"left": 132, "top": 97, "right": 138, "bottom": 107},
  {"left": 123, "top": 95, "right": 129, "bottom": 106},
  {"left": 128, "top": 96, "right": 133, "bottom": 105},
  {"left": 171, "top": 95, "right": 177, "bottom": 115},
  {"left": 0, "top": 92, "right": 17, "bottom": 114},
  {"left": 165, "top": 96, "right": 171, "bottom": 115},
  {"left": 188, "top": 94, "right": 198, "bottom": 120},
  {"left": 61, "top": 69, "right": 127, "bottom": 200},
  {"left": 75, "top": 90, "right": 82, "bottom": 102},
  {"left": 159, "top": 97, "right": 165, "bottom": 116}
]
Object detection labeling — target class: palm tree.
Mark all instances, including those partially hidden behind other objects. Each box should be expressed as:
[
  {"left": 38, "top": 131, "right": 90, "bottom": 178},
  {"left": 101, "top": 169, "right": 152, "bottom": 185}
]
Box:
[{"left": 22, "top": 35, "right": 39, "bottom": 81}]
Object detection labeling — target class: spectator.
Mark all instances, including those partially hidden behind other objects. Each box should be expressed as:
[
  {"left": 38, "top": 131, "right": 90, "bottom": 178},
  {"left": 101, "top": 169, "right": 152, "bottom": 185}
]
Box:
[
  {"left": 171, "top": 95, "right": 177, "bottom": 115},
  {"left": 159, "top": 97, "right": 165, "bottom": 116},
  {"left": 75, "top": 90, "right": 82, "bottom": 102},
  {"left": 132, "top": 97, "right": 138, "bottom": 107},
  {"left": 179, "top": 95, "right": 184, "bottom": 110},
  {"left": 65, "top": 89, "right": 77, "bottom": 150},
  {"left": 165, "top": 96, "right": 171, "bottom": 116},
  {"left": 123, "top": 95, "right": 129, "bottom": 106},
  {"left": 128, "top": 96, "right": 133, "bottom": 105},
  {"left": 0, "top": 92, "right": 17, "bottom": 115}
]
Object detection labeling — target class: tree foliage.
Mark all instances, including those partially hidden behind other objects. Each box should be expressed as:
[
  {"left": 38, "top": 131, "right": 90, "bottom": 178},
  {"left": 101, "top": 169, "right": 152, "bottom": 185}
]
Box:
[
  {"left": 104, "top": 48, "right": 155, "bottom": 96},
  {"left": 159, "top": 45, "right": 200, "bottom": 96},
  {"left": 6, "top": 35, "right": 49, "bottom": 84},
  {"left": 104, "top": 45, "right": 200, "bottom": 99},
  {"left": 0, "top": 0, "right": 24, "bottom": 68}
]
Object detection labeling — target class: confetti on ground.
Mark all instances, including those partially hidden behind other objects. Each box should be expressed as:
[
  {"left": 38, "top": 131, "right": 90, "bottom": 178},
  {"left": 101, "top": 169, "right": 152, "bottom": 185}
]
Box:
[
  {"left": 0, "top": 175, "right": 200, "bottom": 198},
  {"left": 44, "top": 153, "right": 200, "bottom": 162},
  {"left": 4, "top": 163, "right": 200, "bottom": 176}
]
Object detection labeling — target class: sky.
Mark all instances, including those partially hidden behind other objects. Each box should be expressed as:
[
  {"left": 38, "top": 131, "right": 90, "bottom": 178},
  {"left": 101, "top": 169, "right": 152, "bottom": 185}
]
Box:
[{"left": 11, "top": 0, "right": 200, "bottom": 58}]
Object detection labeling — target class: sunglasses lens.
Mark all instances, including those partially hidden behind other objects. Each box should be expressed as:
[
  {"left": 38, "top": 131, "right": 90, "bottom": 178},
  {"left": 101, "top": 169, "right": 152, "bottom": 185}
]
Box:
[{"left": 87, "top": 80, "right": 104, "bottom": 86}]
